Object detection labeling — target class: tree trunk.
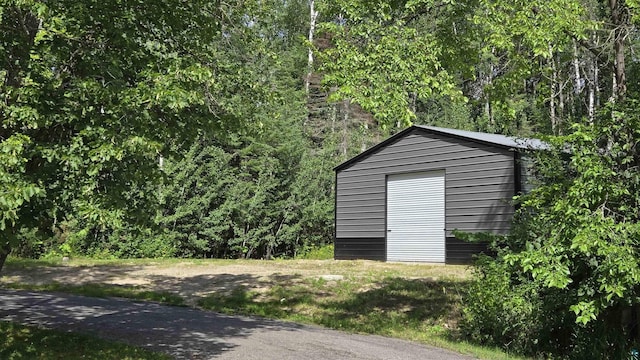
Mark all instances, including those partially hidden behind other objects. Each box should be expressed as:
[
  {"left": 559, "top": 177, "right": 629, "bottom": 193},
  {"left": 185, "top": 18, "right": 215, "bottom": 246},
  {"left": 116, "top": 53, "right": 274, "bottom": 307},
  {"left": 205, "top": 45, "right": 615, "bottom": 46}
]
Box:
[
  {"left": 409, "top": 92, "right": 417, "bottom": 114},
  {"left": 595, "top": 55, "right": 600, "bottom": 109},
  {"left": 588, "top": 77, "right": 595, "bottom": 123},
  {"left": 587, "top": 35, "right": 598, "bottom": 124},
  {"left": 609, "top": 0, "right": 627, "bottom": 100},
  {"left": 573, "top": 41, "right": 582, "bottom": 96},
  {"left": 485, "top": 98, "right": 493, "bottom": 127},
  {"left": 549, "top": 47, "right": 558, "bottom": 134},
  {"left": 485, "top": 58, "right": 494, "bottom": 127},
  {"left": 0, "top": 244, "right": 11, "bottom": 273},
  {"left": 341, "top": 99, "right": 350, "bottom": 157},
  {"left": 304, "top": 0, "right": 318, "bottom": 95},
  {"left": 558, "top": 86, "right": 564, "bottom": 135}
]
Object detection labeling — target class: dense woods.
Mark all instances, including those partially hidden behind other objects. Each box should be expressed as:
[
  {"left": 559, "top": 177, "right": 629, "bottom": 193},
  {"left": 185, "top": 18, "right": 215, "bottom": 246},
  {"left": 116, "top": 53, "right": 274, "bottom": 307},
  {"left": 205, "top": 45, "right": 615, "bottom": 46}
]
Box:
[
  {"left": 1, "top": 0, "right": 346, "bottom": 264},
  {"left": 1, "top": 0, "right": 640, "bottom": 357}
]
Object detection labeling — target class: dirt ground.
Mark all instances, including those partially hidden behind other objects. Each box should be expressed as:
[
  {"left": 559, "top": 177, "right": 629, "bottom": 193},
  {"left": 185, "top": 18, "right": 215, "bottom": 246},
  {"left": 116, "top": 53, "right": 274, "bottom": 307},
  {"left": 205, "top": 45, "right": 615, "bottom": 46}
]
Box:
[{"left": 0, "top": 259, "right": 470, "bottom": 306}]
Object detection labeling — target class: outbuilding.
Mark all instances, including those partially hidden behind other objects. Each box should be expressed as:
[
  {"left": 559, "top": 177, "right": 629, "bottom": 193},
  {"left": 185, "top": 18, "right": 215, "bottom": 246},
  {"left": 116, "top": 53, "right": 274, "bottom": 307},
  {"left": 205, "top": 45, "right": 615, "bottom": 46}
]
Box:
[{"left": 333, "top": 125, "right": 544, "bottom": 264}]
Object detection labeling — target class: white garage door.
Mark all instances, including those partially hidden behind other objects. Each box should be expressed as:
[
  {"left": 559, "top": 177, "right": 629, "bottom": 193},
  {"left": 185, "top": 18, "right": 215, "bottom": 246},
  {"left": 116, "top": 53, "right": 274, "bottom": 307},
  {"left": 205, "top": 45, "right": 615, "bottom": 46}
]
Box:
[{"left": 386, "top": 171, "right": 445, "bottom": 262}]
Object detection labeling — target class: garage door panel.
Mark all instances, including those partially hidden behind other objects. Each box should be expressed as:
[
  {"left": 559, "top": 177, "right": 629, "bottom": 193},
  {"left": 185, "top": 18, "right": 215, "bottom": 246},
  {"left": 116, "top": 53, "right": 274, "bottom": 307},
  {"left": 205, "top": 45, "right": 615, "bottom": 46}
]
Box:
[{"left": 386, "top": 171, "right": 445, "bottom": 263}]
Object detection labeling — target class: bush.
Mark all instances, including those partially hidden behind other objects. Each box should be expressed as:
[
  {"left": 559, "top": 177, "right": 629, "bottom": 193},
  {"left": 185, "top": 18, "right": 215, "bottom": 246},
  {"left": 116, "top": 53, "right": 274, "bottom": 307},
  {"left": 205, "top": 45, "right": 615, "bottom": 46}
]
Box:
[
  {"left": 462, "top": 100, "right": 640, "bottom": 358},
  {"left": 462, "top": 240, "right": 640, "bottom": 359},
  {"left": 13, "top": 228, "right": 47, "bottom": 259},
  {"left": 460, "top": 255, "right": 544, "bottom": 356},
  {"left": 296, "top": 244, "right": 334, "bottom": 260},
  {"left": 82, "top": 227, "right": 176, "bottom": 259}
]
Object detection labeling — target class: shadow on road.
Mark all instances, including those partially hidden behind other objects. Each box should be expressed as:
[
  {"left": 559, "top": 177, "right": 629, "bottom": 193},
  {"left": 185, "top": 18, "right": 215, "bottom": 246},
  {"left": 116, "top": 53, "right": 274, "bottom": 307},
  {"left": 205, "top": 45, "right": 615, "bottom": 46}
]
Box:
[
  {"left": 0, "top": 265, "right": 474, "bottom": 359},
  {"left": 0, "top": 286, "right": 305, "bottom": 359}
]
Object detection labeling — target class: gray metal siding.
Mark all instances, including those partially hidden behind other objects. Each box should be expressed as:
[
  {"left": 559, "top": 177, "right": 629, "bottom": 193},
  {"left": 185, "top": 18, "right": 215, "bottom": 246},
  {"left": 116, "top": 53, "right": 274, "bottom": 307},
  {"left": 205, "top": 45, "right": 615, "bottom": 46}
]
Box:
[
  {"left": 334, "top": 237, "right": 386, "bottom": 260},
  {"left": 445, "top": 238, "right": 493, "bottom": 264},
  {"left": 335, "top": 129, "right": 516, "bottom": 244}
]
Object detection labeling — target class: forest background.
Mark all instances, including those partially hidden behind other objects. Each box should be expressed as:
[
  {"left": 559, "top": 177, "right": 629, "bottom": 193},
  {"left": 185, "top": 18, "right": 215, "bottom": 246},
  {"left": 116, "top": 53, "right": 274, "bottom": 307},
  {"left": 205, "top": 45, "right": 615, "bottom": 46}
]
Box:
[
  {"left": 2, "top": 0, "right": 640, "bottom": 357},
  {"left": 6, "top": 0, "right": 637, "bottom": 262}
]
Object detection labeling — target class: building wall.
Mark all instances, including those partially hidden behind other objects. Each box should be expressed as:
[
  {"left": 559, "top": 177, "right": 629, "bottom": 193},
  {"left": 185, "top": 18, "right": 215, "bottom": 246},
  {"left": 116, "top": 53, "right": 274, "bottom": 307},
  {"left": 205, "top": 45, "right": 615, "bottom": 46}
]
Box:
[{"left": 335, "top": 128, "right": 516, "bottom": 263}]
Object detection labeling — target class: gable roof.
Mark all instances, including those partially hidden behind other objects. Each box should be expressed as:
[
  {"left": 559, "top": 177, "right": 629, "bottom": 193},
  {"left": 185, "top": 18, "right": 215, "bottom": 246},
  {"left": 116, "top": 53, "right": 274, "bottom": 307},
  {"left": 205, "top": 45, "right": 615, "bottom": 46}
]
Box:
[
  {"left": 334, "top": 125, "right": 547, "bottom": 172},
  {"left": 416, "top": 126, "right": 548, "bottom": 150}
]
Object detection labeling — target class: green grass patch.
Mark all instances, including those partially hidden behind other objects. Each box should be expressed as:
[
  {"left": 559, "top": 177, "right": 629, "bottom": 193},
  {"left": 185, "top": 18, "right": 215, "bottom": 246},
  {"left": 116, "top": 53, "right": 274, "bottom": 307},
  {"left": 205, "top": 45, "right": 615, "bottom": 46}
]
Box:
[
  {"left": 0, "top": 321, "right": 170, "bottom": 359},
  {"left": 198, "top": 276, "right": 462, "bottom": 333},
  {"left": 295, "top": 244, "right": 334, "bottom": 260},
  {"left": 4, "top": 282, "right": 185, "bottom": 307},
  {"left": 198, "top": 275, "right": 524, "bottom": 359},
  {"left": 5, "top": 255, "right": 235, "bottom": 268},
  {"left": 5, "top": 256, "right": 201, "bottom": 268},
  {"left": 2, "top": 257, "right": 518, "bottom": 358},
  {"left": 4, "top": 257, "right": 64, "bottom": 269}
]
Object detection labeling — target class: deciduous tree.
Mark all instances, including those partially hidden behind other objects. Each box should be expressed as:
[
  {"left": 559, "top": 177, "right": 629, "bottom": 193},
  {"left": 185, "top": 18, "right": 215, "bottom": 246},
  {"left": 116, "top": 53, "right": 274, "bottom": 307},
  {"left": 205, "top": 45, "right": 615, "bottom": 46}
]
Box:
[{"left": 0, "top": 0, "right": 266, "bottom": 271}]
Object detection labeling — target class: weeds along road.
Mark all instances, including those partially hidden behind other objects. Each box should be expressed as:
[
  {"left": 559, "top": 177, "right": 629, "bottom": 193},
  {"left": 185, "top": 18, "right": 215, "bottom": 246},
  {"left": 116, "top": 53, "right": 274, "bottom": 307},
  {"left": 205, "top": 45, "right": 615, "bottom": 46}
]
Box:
[{"left": 0, "top": 289, "right": 474, "bottom": 360}]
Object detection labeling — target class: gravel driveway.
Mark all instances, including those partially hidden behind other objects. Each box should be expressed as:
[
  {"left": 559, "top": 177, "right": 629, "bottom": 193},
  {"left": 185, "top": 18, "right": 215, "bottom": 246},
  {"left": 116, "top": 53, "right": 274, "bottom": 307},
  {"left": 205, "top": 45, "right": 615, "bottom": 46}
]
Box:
[{"left": 1, "top": 289, "right": 474, "bottom": 360}]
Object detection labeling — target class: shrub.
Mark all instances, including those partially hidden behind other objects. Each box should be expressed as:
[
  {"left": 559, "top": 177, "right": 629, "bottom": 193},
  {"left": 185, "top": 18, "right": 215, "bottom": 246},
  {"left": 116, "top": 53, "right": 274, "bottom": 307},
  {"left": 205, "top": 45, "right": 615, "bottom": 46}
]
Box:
[
  {"left": 296, "top": 244, "right": 334, "bottom": 260},
  {"left": 460, "top": 255, "right": 544, "bottom": 356}
]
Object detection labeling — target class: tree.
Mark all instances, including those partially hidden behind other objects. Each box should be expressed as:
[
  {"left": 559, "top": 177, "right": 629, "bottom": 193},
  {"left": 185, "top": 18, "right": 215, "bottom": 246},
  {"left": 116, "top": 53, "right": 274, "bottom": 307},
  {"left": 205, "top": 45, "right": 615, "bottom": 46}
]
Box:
[
  {"left": 459, "top": 1, "right": 640, "bottom": 356},
  {"left": 317, "top": 0, "right": 465, "bottom": 128},
  {"left": 462, "top": 100, "right": 640, "bottom": 357},
  {"left": 0, "top": 0, "right": 269, "bottom": 271},
  {"left": 315, "top": 0, "right": 640, "bottom": 135},
  {"left": 316, "top": 0, "right": 640, "bottom": 356},
  {"left": 154, "top": 1, "right": 335, "bottom": 260}
]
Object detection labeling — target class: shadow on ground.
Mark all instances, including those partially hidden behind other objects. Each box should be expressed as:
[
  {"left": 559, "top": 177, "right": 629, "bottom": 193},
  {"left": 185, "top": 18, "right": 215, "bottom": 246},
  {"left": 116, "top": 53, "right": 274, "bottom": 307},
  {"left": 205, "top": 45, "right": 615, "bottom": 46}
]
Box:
[
  {"left": 1, "top": 264, "right": 472, "bottom": 359},
  {"left": 0, "top": 286, "right": 306, "bottom": 359},
  {"left": 321, "top": 277, "right": 465, "bottom": 333},
  {"left": 196, "top": 275, "right": 467, "bottom": 338},
  {"left": 0, "top": 263, "right": 305, "bottom": 306}
]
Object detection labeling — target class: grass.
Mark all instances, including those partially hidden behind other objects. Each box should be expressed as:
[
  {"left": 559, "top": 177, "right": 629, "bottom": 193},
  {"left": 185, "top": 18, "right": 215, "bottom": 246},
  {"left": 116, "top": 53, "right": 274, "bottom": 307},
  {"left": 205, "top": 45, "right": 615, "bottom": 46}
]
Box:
[
  {"left": 199, "top": 276, "right": 461, "bottom": 330},
  {"left": 5, "top": 256, "right": 206, "bottom": 268},
  {"left": 197, "top": 274, "right": 522, "bottom": 359},
  {"left": 4, "top": 282, "right": 185, "bottom": 307},
  {"left": 0, "top": 321, "right": 170, "bottom": 360},
  {"left": 1, "top": 257, "right": 522, "bottom": 359},
  {"left": 4, "top": 255, "right": 472, "bottom": 279},
  {"left": 295, "top": 244, "right": 335, "bottom": 260},
  {"left": 4, "top": 257, "right": 66, "bottom": 269}
]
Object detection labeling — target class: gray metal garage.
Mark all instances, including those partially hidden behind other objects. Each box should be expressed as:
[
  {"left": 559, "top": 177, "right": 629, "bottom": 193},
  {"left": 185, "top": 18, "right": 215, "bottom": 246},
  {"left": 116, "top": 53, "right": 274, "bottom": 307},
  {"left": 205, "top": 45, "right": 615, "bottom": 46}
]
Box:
[{"left": 333, "top": 125, "right": 543, "bottom": 264}]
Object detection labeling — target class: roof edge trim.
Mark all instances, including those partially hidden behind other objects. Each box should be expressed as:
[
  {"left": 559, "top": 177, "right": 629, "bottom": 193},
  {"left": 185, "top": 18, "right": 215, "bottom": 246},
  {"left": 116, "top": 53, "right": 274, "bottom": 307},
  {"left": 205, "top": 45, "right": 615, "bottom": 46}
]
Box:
[{"left": 334, "top": 126, "right": 544, "bottom": 172}]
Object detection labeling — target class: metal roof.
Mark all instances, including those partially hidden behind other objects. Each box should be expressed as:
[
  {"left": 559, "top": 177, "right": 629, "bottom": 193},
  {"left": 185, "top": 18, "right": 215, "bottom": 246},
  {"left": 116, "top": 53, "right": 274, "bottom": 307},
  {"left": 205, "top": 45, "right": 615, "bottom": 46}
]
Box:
[
  {"left": 415, "top": 125, "right": 549, "bottom": 150},
  {"left": 334, "top": 125, "right": 547, "bottom": 172}
]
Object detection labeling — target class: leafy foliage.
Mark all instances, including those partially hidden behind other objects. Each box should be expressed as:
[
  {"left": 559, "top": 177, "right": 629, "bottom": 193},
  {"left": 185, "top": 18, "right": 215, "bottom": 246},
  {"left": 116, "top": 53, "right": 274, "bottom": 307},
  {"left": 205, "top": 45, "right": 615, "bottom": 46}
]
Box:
[
  {"left": 317, "top": 0, "right": 465, "bottom": 127},
  {"left": 151, "top": 2, "right": 334, "bottom": 259},
  {"left": 0, "top": 0, "right": 316, "bottom": 267},
  {"left": 156, "top": 113, "right": 334, "bottom": 259},
  {"left": 0, "top": 0, "right": 271, "bottom": 268},
  {"left": 461, "top": 256, "right": 545, "bottom": 356},
  {"left": 462, "top": 99, "right": 640, "bottom": 358},
  {"left": 295, "top": 244, "right": 335, "bottom": 260}
]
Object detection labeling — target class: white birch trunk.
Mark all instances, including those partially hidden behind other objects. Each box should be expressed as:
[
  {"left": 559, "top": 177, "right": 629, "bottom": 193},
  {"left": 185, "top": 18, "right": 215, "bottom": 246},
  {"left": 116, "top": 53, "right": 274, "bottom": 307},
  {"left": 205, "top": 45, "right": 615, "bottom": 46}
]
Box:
[
  {"left": 573, "top": 41, "right": 582, "bottom": 95},
  {"left": 305, "top": 0, "right": 318, "bottom": 95},
  {"left": 549, "top": 46, "right": 557, "bottom": 134}
]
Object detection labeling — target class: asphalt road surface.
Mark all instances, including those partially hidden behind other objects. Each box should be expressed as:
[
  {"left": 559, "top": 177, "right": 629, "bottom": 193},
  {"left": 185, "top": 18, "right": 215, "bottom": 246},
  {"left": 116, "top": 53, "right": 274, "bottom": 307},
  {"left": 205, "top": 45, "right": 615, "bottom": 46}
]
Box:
[{"left": 0, "top": 289, "right": 475, "bottom": 359}]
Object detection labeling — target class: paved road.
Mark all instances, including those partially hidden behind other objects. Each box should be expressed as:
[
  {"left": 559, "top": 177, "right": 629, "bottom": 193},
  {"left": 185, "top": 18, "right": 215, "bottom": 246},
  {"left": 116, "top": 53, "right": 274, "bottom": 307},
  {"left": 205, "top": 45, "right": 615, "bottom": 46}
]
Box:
[{"left": 0, "top": 289, "right": 474, "bottom": 359}]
